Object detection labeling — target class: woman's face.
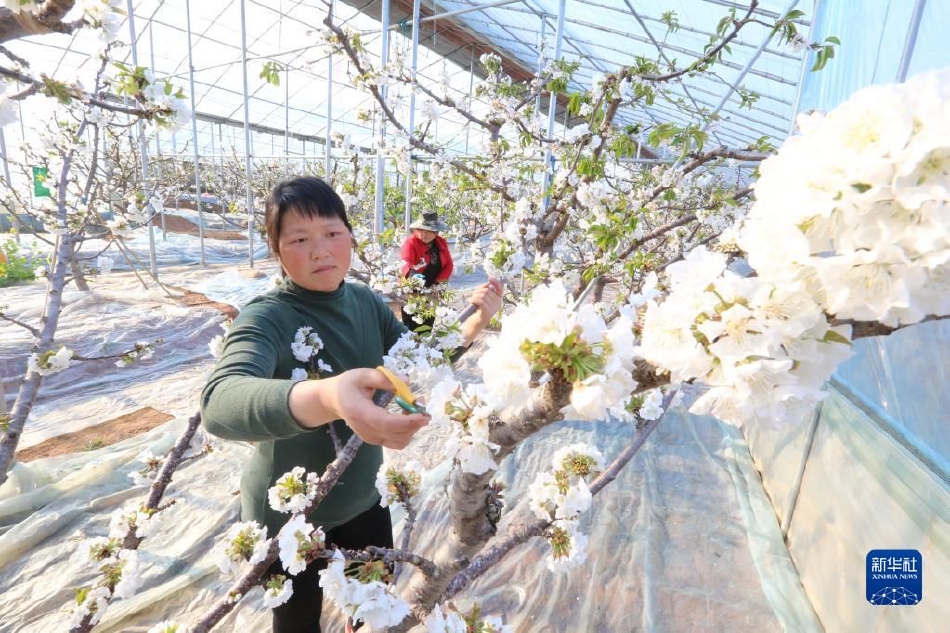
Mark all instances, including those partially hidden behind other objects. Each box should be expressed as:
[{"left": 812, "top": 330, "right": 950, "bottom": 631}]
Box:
[
  {"left": 413, "top": 228, "right": 437, "bottom": 244},
  {"left": 277, "top": 209, "right": 352, "bottom": 292}
]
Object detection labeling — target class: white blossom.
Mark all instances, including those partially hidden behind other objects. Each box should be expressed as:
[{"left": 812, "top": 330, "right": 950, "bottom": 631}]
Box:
[
  {"left": 277, "top": 514, "right": 325, "bottom": 576},
  {"left": 375, "top": 460, "right": 424, "bottom": 508},
  {"left": 262, "top": 576, "right": 294, "bottom": 609},
  {"left": 97, "top": 255, "right": 114, "bottom": 274},
  {"left": 318, "top": 551, "right": 411, "bottom": 629},
  {"left": 213, "top": 521, "right": 269, "bottom": 575},
  {"left": 268, "top": 467, "right": 319, "bottom": 514},
  {"left": 27, "top": 346, "right": 73, "bottom": 376},
  {"left": 111, "top": 550, "right": 143, "bottom": 599},
  {"left": 67, "top": 586, "right": 111, "bottom": 628}
]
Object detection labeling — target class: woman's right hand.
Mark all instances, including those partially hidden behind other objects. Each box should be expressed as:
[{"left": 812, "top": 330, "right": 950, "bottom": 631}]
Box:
[{"left": 288, "top": 368, "right": 429, "bottom": 449}]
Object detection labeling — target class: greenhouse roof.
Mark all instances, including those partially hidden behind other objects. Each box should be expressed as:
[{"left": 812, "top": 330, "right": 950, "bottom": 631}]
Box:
[
  {"left": 5, "top": 1, "right": 817, "bottom": 156},
  {"left": 350, "top": 0, "right": 813, "bottom": 150}
]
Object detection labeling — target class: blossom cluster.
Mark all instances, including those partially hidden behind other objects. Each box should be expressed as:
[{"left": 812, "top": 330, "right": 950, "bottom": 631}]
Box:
[
  {"left": 477, "top": 279, "right": 639, "bottom": 421},
  {"left": 97, "top": 255, "right": 114, "bottom": 275},
  {"left": 267, "top": 466, "right": 320, "bottom": 514},
  {"left": 291, "top": 326, "right": 324, "bottom": 362},
  {"left": 382, "top": 330, "right": 456, "bottom": 390},
  {"left": 425, "top": 380, "right": 502, "bottom": 475},
  {"left": 739, "top": 69, "right": 950, "bottom": 327},
  {"left": 277, "top": 514, "right": 326, "bottom": 576},
  {"left": 425, "top": 604, "right": 513, "bottom": 632},
  {"left": 374, "top": 460, "right": 424, "bottom": 508},
  {"left": 208, "top": 318, "right": 232, "bottom": 359},
  {"left": 318, "top": 550, "right": 411, "bottom": 629},
  {"left": 27, "top": 346, "right": 73, "bottom": 376},
  {"left": 638, "top": 68, "right": 950, "bottom": 428},
  {"left": 290, "top": 326, "right": 332, "bottom": 379},
  {"left": 68, "top": 539, "right": 143, "bottom": 627},
  {"left": 212, "top": 521, "right": 270, "bottom": 575},
  {"left": 109, "top": 503, "right": 163, "bottom": 541},
  {"left": 528, "top": 444, "right": 603, "bottom": 572},
  {"left": 79, "top": 0, "right": 124, "bottom": 42},
  {"left": 638, "top": 246, "right": 853, "bottom": 427},
  {"left": 128, "top": 449, "right": 165, "bottom": 486},
  {"left": 115, "top": 340, "right": 158, "bottom": 368}
]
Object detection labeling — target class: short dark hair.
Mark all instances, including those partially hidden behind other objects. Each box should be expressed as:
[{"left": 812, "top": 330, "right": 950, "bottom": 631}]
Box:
[{"left": 264, "top": 177, "right": 353, "bottom": 259}]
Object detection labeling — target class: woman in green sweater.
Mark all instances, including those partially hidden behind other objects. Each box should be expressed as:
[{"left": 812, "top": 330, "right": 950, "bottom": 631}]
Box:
[{"left": 200, "top": 176, "right": 500, "bottom": 632}]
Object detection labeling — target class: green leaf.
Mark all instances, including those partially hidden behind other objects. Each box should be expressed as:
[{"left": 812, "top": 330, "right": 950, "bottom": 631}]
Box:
[{"left": 822, "top": 329, "right": 852, "bottom": 346}]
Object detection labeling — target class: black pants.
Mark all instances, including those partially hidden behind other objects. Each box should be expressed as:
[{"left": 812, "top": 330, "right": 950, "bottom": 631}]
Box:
[
  {"left": 268, "top": 504, "right": 394, "bottom": 633},
  {"left": 401, "top": 308, "right": 435, "bottom": 333}
]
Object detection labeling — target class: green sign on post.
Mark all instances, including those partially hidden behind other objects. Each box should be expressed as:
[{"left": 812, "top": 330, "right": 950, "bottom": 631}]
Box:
[{"left": 32, "top": 166, "right": 50, "bottom": 198}]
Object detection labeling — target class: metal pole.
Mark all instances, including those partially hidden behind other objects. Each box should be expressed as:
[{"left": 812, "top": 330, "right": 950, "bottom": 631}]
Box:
[
  {"left": 127, "top": 0, "right": 159, "bottom": 279},
  {"left": 218, "top": 122, "right": 225, "bottom": 173},
  {"left": 896, "top": 0, "right": 927, "bottom": 82},
  {"left": 240, "top": 0, "right": 255, "bottom": 267},
  {"left": 418, "top": 0, "right": 522, "bottom": 24},
  {"left": 0, "top": 129, "right": 18, "bottom": 243},
  {"left": 18, "top": 101, "right": 34, "bottom": 220},
  {"left": 284, "top": 64, "right": 290, "bottom": 155},
  {"left": 464, "top": 44, "right": 474, "bottom": 155},
  {"left": 373, "top": 0, "right": 391, "bottom": 237},
  {"left": 325, "top": 0, "right": 334, "bottom": 180},
  {"left": 541, "top": 0, "right": 567, "bottom": 202},
  {"left": 149, "top": 21, "right": 162, "bottom": 177},
  {"left": 185, "top": 0, "right": 207, "bottom": 266},
  {"left": 534, "top": 18, "right": 546, "bottom": 118},
  {"left": 404, "top": 0, "right": 421, "bottom": 230}
]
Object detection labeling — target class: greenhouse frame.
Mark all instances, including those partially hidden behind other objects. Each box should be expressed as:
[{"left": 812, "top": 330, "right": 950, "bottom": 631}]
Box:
[{"left": 0, "top": 1, "right": 948, "bottom": 631}]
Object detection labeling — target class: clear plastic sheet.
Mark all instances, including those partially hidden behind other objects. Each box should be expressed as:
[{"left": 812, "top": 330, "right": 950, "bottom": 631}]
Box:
[
  {"left": 796, "top": 0, "right": 949, "bottom": 118},
  {"left": 744, "top": 330, "right": 950, "bottom": 631},
  {"left": 9, "top": 221, "right": 267, "bottom": 272},
  {"left": 0, "top": 242, "right": 822, "bottom": 632},
  {"left": 784, "top": 391, "right": 949, "bottom": 632},
  {"left": 833, "top": 322, "right": 950, "bottom": 476},
  {"left": 1, "top": 269, "right": 232, "bottom": 450},
  {"left": 0, "top": 396, "right": 817, "bottom": 632}
]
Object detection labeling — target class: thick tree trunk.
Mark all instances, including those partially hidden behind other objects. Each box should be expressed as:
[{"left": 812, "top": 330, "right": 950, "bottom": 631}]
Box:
[
  {"left": 395, "top": 375, "right": 572, "bottom": 629},
  {"left": 0, "top": 0, "right": 77, "bottom": 45}
]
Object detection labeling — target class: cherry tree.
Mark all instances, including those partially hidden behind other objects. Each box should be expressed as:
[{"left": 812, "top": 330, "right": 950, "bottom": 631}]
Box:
[
  {"left": 3, "top": 2, "right": 945, "bottom": 632},
  {"left": 0, "top": 0, "right": 191, "bottom": 482}
]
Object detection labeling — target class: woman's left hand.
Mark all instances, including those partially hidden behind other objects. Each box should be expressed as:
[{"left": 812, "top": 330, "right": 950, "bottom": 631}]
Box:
[{"left": 462, "top": 277, "right": 503, "bottom": 344}]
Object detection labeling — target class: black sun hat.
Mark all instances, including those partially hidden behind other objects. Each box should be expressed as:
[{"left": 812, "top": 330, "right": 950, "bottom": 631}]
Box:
[{"left": 409, "top": 211, "right": 448, "bottom": 232}]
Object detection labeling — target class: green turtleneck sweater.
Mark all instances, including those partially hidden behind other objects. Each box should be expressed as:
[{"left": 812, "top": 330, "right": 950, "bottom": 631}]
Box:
[{"left": 200, "top": 279, "right": 407, "bottom": 535}]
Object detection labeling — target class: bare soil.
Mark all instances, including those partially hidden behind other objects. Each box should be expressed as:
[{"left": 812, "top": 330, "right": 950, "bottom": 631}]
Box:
[
  {"left": 12, "top": 279, "right": 240, "bottom": 463},
  {"left": 171, "top": 287, "right": 240, "bottom": 319},
  {"left": 14, "top": 407, "right": 174, "bottom": 462},
  {"left": 151, "top": 213, "right": 247, "bottom": 241}
]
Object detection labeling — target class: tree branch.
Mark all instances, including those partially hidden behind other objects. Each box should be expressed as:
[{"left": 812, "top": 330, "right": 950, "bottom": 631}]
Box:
[
  {"left": 834, "top": 314, "right": 950, "bottom": 339},
  {"left": 190, "top": 434, "right": 364, "bottom": 633},
  {"left": 439, "top": 395, "right": 673, "bottom": 603},
  {"left": 643, "top": 1, "right": 760, "bottom": 82},
  {"left": 0, "top": 66, "right": 161, "bottom": 119},
  {"left": 322, "top": 14, "right": 513, "bottom": 203},
  {"left": 0, "top": 312, "right": 41, "bottom": 339}
]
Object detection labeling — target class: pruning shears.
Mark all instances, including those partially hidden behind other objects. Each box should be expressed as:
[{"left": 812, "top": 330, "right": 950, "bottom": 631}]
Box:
[{"left": 375, "top": 366, "right": 428, "bottom": 415}]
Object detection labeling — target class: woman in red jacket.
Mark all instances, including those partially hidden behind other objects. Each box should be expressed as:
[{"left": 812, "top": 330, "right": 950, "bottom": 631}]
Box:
[{"left": 399, "top": 211, "right": 454, "bottom": 331}]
